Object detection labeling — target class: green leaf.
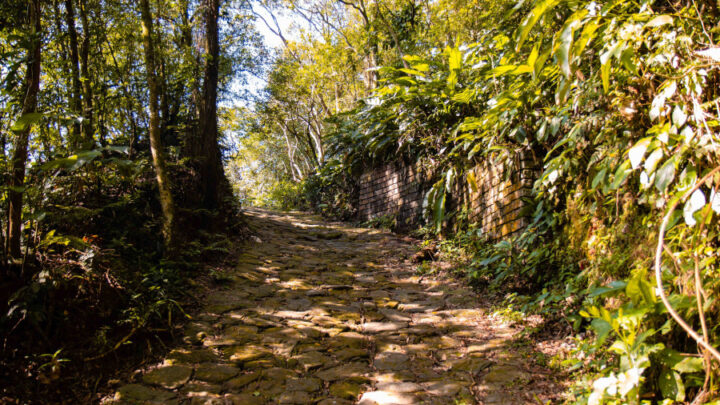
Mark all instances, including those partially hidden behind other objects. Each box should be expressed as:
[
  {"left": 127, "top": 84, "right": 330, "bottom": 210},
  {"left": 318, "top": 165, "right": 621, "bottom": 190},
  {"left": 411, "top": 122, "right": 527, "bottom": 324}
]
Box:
[
  {"left": 626, "top": 273, "right": 656, "bottom": 305},
  {"left": 11, "top": 112, "right": 43, "bottom": 132},
  {"left": 658, "top": 369, "right": 685, "bottom": 402},
  {"left": 644, "top": 148, "right": 664, "bottom": 173},
  {"left": 588, "top": 280, "right": 627, "bottom": 297},
  {"left": 486, "top": 64, "right": 519, "bottom": 77},
  {"left": 645, "top": 15, "right": 673, "bottom": 28},
  {"left": 655, "top": 157, "right": 676, "bottom": 193},
  {"left": 398, "top": 68, "right": 426, "bottom": 77},
  {"left": 447, "top": 46, "right": 462, "bottom": 71},
  {"left": 672, "top": 105, "right": 687, "bottom": 127},
  {"left": 434, "top": 190, "right": 446, "bottom": 232},
  {"left": 620, "top": 48, "right": 635, "bottom": 74},
  {"left": 533, "top": 46, "right": 552, "bottom": 79},
  {"left": 611, "top": 160, "right": 631, "bottom": 189},
  {"left": 591, "top": 318, "right": 613, "bottom": 344},
  {"left": 673, "top": 357, "right": 704, "bottom": 373},
  {"left": 599, "top": 41, "right": 624, "bottom": 93},
  {"left": 628, "top": 137, "right": 651, "bottom": 169},
  {"left": 467, "top": 171, "right": 478, "bottom": 193},
  {"left": 554, "top": 9, "right": 587, "bottom": 78},
  {"left": 516, "top": 0, "right": 562, "bottom": 51},
  {"left": 572, "top": 18, "right": 599, "bottom": 57},
  {"left": 445, "top": 168, "right": 456, "bottom": 193},
  {"left": 41, "top": 149, "right": 103, "bottom": 172},
  {"left": 600, "top": 58, "right": 611, "bottom": 93},
  {"left": 527, "top": 43, "right": 539, "bottom": 67}
]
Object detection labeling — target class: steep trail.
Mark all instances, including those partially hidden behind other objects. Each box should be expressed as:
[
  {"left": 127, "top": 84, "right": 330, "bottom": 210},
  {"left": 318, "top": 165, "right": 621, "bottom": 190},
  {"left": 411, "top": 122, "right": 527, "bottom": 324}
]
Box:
[{"left": 104, "top": 209, "right": 562, "bottom": 404}]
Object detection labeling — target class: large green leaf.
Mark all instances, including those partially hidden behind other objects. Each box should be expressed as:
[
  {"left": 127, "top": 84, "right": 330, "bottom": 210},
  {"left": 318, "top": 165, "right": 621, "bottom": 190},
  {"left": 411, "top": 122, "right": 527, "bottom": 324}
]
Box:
[
  {"left": 645, "top": 15, "right": 673, "bottom": 28},
  {"left": 572, "top": 18, "right": 599, "bottom": 57},
  {"left": 672, "top": 357, "right": 704, "bottom": 374},
  {"left": 658, "top": 369, "right": 685, "bottom": 402},
  {"left": 11, "top": 112, "right": 43, "bottom": 132},
  {"left": 654, "top": 157, "right": 676, "bottom": 193},
  {"left": 591, "top": 318, "right": 613, "bottom": 344},
  {"left": 516, "top": 0, "right": 562, "bottom": 51},
  {"left": 588, "top": 280, "right": 627, "bottom": 298},
  {"left": 554, "top": 9, "right": 587, "bottom": 78},
  {"left": 434, "top": 189, "right": 446, "bottom": 232},
  {"left": 610, "top": 160, "right": 631, "bottom": 189},
  {"left": 626, "top": 272, "right": 655, "bottom": 305},
  {"left": 40, "top": 149, "right": 103, "bottom": 172},
  {"left": 447, "top": 46, "right": 462, "bottom": 71}
]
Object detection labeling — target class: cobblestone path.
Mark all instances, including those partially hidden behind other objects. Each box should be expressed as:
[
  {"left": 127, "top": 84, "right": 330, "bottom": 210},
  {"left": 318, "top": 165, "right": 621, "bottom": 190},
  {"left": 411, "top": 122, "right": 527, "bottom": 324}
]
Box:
[{"left": 105, "top": 209, "right": 558, "bottom": 404}]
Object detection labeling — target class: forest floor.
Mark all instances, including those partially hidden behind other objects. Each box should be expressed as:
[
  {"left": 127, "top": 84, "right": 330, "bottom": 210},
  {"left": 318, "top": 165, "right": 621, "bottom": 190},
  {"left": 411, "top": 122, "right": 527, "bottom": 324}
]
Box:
[{"left": 101, "top": 209, "right": 567, "bottom": 404}]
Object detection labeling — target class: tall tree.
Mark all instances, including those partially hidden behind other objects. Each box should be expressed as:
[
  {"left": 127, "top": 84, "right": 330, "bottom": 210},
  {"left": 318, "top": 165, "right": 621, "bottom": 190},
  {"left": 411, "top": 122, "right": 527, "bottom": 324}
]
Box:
[
  {"left": 140, "top": 0, "right": 177, "bottom": 250},
  {"left": 78, "top": 0, "right": 94, "bottom": 147},
  {"left": 64, "top": 0, "right": 83, "bottom": 147},
  {"left": 194, "top": 0, "right": 231, "bottom": 212},
  {"left": 8, "top": 0, "right": 42, "bottom": 260}
]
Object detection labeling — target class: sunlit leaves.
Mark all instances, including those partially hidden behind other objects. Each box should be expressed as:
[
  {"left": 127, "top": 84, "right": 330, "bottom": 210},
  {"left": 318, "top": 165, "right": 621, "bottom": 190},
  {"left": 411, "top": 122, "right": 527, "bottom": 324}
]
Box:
[
  {"left": 515, "top": 0, "right": 562, "bottom": 51},
  {"left": 682, "top": 189, "right": 705, "bottom": 226},
  {"left": 645, "top": 15, "right": 673, "bottom": 28},
  {"left": 654, "top": 157, "right": 676, "bottom": 193},
  {"left": 553, "top": 9, "right": 587, "bottom": 78},
  {"left": 10, "top": 112, "right": 43, "bottom": 131},
  {"left": 628, "top": 138, "right": 650, "bottom": 169}
]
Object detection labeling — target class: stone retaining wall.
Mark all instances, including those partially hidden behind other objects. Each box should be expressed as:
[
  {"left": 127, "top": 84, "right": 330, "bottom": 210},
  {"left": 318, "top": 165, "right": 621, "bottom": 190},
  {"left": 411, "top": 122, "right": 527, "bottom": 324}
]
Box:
[
  {"left": 466, "top": 153, "right": 539, "bottom": 240},
  {"left": 357, "top": 162, "right": 426, "bottom": 231},
  {"left": 357, "top": 152, "right": 539, "bottom": 239}
]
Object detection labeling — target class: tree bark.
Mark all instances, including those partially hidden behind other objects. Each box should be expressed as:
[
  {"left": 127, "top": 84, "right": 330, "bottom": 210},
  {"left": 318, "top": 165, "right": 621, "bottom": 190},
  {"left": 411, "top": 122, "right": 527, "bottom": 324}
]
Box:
[
  {"left": 140, "top": 0, "right": 177, "bottom": 251},
  {"left": 78, "top": 0, "right": 94, "bottom": 148},
  {"left": 197, "top": 0, "right": 231, "bottom": 211},
  {"left": 64, "top": 0, "right": 83, "bottom": 148},
  {"left": 8, "top": 0, "right": 42, "bottom": 260}
]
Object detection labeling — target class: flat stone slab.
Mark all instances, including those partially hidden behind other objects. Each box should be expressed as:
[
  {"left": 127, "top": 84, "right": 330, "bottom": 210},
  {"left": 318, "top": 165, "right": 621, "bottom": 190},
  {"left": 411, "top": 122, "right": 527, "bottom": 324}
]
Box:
[
  {"left": 115, "top": 384, "right": 176, "bottom": 403},
  {"left": 373, "top": 352, "right": 409, "bottom": 371},
  {"left": 142, "top": 365, "right": 193, "bottom": 389},
  {"left": 358, "top": 391, "right": 418, "bottom": 405},
  {"left": 315, "top": 363, "right": 371, "bottom": 382},
  {"left": 483, "top": 364, "right": 530, "bottom": 384},
  {"left": 194, "top": 364, "right": 240, "bottom": 383},
  {"left": 361, "top": 321, "right": 408, "bottom": 333},
  {"left": 375, "top": 382, "right": 423, "bottom": 393}
]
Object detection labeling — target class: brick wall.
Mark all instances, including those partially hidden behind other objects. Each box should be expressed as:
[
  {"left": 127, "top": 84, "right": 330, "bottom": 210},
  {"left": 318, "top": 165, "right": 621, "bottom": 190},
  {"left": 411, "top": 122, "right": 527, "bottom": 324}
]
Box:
[
  {"left": 466, "top": 152, "right": 539, "bottom": 240},
  {"left": 357, "top": 152, "right": 539, "bottom": 239},
  {"left": 357, "top": 162, "right": 426, "bottom": 231}
]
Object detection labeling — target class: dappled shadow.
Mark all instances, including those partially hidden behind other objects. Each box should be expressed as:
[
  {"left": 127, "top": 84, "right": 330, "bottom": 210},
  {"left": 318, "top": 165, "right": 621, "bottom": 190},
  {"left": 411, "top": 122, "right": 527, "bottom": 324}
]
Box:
[{"left": 103, "top": 208, "right": 560, "bottom": 404}]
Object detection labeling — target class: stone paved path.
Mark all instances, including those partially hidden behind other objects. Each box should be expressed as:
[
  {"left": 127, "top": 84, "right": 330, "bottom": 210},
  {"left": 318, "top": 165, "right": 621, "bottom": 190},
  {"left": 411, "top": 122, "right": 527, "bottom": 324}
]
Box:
[{"left": 105, "top": 209, "right": 558, "bottom": 404}]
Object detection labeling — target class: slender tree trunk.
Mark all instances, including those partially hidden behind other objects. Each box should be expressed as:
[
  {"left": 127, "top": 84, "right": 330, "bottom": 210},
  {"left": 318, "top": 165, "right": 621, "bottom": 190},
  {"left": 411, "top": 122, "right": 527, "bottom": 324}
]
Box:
[
  {"left": 8, "top": 0, "right": 42, "bottom": 260},
  {"left": 78, "top": 0, "right": 94, "bottom": 148},
  {"left": 64, "top": 0, "right": 83, "bottom": 148},
  {"left": 281, "top": 124, "right": 301, "bottom": 181},
  {"left": 140, "top": 0, "right": 177, "bottom": 251}
]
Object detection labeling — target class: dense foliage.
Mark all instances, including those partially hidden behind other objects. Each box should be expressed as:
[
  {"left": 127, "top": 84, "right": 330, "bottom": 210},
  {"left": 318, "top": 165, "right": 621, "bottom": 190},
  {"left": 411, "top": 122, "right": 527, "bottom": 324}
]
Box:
[
  {"left": 0, "top": 0, "right": 261, "bottom": 400},
  {"left": 236, "top": 0, "right": 720, "bottom": 402}
]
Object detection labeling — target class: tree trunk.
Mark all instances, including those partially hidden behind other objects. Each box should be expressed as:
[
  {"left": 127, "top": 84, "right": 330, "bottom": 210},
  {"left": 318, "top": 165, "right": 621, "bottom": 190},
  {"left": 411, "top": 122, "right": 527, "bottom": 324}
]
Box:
[
  {"left": 140, "top": 0, "right": 177, "bottom": 252},
  {"left": 8, "top": 0, "right": 42, "bottom": 260},
  {"left": 78, "top": 0, "right": 94, "bottom": 148},
  {"left": 197, "top": 0, "right": 231, "bottom": 211},
  {"left": 64, "top": 0, "right": 83, "bottom": 148}
]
